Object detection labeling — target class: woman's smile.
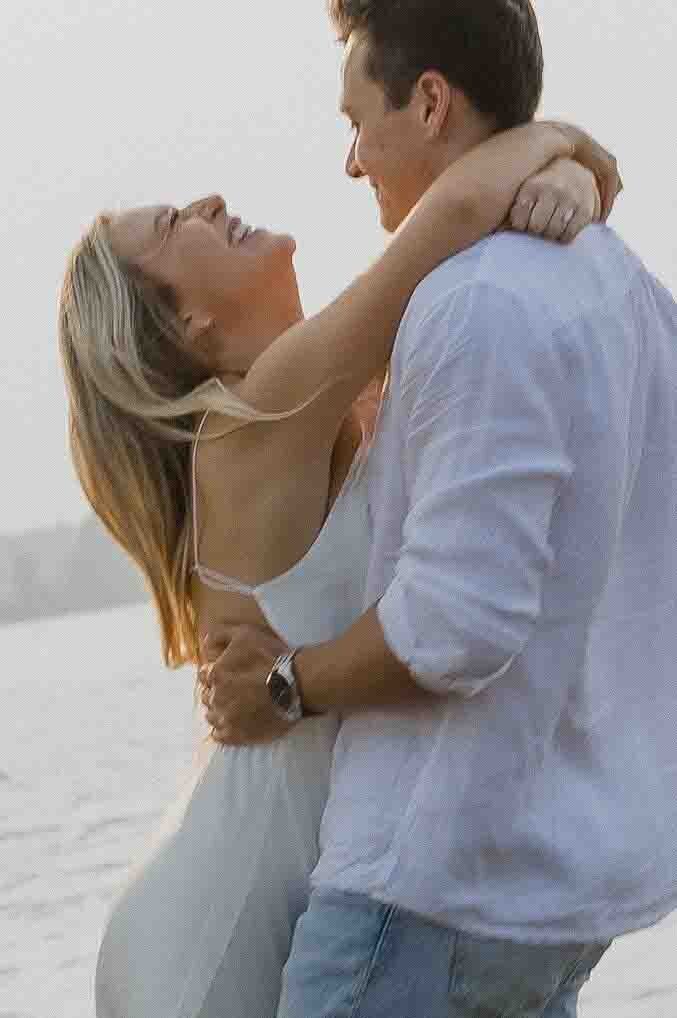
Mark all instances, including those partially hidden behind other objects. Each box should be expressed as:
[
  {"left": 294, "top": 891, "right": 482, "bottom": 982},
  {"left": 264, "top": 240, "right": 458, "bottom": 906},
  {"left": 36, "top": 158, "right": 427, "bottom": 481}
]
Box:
[{"left": 230, "top": 219, "right": 258, "bottom": 246}]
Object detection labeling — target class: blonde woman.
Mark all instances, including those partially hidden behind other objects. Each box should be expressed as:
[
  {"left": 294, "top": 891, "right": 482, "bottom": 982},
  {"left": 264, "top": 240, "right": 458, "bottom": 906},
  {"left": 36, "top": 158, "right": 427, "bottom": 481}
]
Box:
[{"left": 59, "top": 122, "right": 619, "bottom": 1018}]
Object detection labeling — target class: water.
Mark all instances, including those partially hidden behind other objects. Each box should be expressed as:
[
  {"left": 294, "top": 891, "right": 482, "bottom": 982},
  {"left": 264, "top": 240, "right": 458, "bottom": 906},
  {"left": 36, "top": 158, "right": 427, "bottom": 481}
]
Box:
[
  {"left": 1, "top": 604, "right": 196, "bottom": 1018},
  {"left": 2, "top": 604, "right": 675, "bottom": 1017}
]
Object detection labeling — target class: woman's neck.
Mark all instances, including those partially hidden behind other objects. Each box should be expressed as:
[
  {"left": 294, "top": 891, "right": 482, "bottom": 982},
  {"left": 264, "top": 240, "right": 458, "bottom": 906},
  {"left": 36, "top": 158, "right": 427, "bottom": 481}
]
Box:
[{"left": 216, "top": 302, "right": 306, "bottom": 388}]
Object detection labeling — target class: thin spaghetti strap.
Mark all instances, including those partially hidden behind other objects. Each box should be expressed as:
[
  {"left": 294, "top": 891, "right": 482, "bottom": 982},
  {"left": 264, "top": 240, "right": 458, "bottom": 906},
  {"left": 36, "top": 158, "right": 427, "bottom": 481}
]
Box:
[
  {"left": 193, "top": 565, "right": 256, "bottom": 598},
  {"left": 191, "top": 411, "right": 212, "bottom": 571}
]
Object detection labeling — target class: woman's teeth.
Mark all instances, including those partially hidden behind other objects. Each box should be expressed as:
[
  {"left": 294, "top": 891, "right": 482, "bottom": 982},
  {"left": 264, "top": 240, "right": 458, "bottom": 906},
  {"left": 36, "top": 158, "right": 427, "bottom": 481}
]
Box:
[{"left": 231, "top": 221, "right": 253, "bottom": 246}]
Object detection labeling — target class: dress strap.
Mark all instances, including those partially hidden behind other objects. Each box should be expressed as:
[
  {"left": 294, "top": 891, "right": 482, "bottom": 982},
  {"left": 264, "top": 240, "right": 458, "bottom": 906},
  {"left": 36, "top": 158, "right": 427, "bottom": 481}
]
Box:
[{"left": 191, "top": 411, "right": 257, "bottom": 597}]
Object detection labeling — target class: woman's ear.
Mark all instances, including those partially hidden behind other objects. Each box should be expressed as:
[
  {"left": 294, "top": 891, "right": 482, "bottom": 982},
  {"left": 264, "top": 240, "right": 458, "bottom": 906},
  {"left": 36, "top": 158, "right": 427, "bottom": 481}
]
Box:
[{"left": 181, "top": 310, "right": 215, "bottom": 345}]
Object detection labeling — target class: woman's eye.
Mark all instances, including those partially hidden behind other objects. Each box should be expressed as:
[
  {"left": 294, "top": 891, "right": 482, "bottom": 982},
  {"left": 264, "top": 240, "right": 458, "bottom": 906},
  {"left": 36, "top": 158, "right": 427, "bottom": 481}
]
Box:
[{"left": 165, "top": 208, "right": 181, "bottom": 234}]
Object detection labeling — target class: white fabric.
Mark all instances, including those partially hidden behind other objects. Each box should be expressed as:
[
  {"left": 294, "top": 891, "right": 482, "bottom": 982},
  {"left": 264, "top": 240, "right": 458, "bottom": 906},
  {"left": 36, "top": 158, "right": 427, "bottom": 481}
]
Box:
[
  {"left": 313, "top": 226, "right": 677, "bottom": 944},
  {"left": 95, "top": 444, "right": 370, "bottom": 1018}
]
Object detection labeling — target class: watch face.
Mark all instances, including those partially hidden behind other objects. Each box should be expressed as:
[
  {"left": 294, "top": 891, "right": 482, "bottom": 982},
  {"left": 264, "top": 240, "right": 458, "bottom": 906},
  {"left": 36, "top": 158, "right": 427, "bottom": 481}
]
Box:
[{"left": 270, "top": 671, "right": 293, "bottom": 711}]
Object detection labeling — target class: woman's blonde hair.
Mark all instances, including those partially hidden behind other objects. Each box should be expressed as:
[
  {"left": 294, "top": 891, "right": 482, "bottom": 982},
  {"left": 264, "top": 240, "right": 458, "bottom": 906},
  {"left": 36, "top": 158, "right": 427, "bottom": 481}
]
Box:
[{"left": 58, "top": 215, "right": 302, "bottom": 669}]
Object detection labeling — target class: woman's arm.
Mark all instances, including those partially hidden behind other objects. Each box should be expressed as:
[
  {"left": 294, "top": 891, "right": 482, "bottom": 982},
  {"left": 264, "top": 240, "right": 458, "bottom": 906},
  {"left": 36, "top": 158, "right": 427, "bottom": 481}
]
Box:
[{"left": 238, "top": 122, "right": 614, "bottom": 443}]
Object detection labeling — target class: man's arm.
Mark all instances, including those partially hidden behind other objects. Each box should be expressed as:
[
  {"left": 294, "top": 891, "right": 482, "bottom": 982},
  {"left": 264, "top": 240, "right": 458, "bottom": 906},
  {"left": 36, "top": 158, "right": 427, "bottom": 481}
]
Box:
[
  {"left": 293, "top": 604, "right": 431, "bottom": 715},
  {"left": 298, "top": 281, "right": 574, "bottom": 709},
  {"left": 200, "top": 606, "right": 426, "bottom": 745}
]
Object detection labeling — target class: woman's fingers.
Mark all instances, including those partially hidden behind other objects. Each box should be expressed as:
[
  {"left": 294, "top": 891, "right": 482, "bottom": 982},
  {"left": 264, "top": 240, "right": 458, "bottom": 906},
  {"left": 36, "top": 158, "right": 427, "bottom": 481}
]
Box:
[
  {"left": 527, "top": 195, "right": 559, "bottom": 236},
  {"left": 590, "top": 150, "right": 620, "bottom": 223},
  {"left": 539, "top": 123, "right": 622, "bottom": 224},
  {"left": 508, "top": 134, "right": 622, "bottom": 244},
  {"left": 600, "top": 159, "right": 622, "bottom": 223},
  {"left": 603, "top": 174, "right": 624, "bottom": 223},
  {"left": 512, "top": 196, "right": 592, "bottom": 245},
  {"left": 543, "top": 206, "right": 576, "bottom": 242},
  {"left": 559, "top": 206, "right": 591, "bottom": 244},
  {"left": 592, "top": 182, "right": 602, "bottom": 223},
  {"left": 200, "top": 623, "right": 233, "bottom": 662},
  {"left": 510, "top": 195, "right": 537, "bottom": 233},
  {"left": 206, "top": 707, "right": 223, "bottom": 729}
]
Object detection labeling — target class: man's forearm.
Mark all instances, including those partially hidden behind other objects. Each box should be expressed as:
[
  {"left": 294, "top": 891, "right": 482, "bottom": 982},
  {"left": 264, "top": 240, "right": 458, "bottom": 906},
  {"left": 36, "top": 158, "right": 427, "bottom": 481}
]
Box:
[{"left": 294, "top": 604, "right": 436, "bottom": 715}]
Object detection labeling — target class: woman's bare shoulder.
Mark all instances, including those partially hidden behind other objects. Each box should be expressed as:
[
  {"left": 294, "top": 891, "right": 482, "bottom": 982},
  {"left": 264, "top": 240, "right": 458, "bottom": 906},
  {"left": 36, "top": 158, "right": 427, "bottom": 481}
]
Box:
[
  {"left": 191, "top": 410, "right": 340, "bottom": 594},
  {"left": 194, "top": 410, "right": 327, "bottom": 500}
]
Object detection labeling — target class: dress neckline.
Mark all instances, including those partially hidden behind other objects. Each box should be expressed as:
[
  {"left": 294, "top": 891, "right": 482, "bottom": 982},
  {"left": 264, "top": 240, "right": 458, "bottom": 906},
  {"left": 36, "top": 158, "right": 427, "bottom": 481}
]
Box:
[
  {"left": 254, "top": 435, "right": 368, "bottom": 595},
  {"left": 191, "top": 412, "right": 369, "bottom": 598}
]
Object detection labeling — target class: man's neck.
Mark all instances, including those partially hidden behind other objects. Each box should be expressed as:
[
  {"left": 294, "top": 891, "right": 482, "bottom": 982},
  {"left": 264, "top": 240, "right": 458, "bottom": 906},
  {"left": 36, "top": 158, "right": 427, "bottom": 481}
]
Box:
[{"left": 426, "top": 119, "right": 498, "bottom": 191}]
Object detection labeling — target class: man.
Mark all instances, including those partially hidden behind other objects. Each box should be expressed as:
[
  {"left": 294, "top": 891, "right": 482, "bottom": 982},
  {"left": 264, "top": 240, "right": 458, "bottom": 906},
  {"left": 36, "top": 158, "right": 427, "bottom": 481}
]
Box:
[{"left": 202, "top": 1, "right": 677, "bottom": 1015}]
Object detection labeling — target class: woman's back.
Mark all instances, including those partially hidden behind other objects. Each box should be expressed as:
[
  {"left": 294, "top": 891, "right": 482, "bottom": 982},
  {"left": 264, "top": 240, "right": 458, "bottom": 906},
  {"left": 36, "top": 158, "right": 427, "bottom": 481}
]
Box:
[
  {"left": 95, "top": 411, "right": 373, "bottom": 1018},
  {"left": 191, "top": 407, "right": 369, "bottom": 643}
]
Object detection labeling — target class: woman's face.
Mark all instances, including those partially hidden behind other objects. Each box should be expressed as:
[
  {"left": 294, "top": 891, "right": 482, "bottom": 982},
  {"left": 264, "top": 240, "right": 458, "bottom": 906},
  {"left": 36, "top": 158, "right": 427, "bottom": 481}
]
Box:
[{"left": 109, "top": 195, "right": 299, "bottom": 371}]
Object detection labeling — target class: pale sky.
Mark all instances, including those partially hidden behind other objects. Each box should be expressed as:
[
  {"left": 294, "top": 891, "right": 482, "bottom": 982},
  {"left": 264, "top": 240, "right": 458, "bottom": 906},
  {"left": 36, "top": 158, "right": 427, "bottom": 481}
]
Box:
[{"left": 1, "top": 0, "right": 675, "bottom": 535}]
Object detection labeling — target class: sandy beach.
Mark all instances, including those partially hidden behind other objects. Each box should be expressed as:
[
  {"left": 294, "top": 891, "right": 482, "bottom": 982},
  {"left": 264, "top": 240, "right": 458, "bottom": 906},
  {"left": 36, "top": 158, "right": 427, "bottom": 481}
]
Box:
[{"left": 2, "top": 602, "right": 675, "bottom": 1017}]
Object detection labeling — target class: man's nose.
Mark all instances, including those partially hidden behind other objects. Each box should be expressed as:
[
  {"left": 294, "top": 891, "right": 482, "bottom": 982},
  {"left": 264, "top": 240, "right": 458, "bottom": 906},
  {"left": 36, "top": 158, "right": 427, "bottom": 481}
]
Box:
[{"left": 345, "top": 139, "right": 364, "bottom": 180}]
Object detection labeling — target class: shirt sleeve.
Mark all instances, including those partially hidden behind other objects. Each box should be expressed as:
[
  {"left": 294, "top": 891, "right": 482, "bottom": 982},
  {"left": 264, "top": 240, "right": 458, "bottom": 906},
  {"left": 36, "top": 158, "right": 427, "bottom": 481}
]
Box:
[{"left": 377, "top": 281, "right": 575, "bottom": 697}]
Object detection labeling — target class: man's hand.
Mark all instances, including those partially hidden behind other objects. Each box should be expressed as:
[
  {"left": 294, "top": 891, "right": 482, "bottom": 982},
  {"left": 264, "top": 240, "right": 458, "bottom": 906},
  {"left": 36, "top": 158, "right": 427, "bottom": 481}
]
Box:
[{"left": 198, "top": 624, "right": 296, "bottom": 746}]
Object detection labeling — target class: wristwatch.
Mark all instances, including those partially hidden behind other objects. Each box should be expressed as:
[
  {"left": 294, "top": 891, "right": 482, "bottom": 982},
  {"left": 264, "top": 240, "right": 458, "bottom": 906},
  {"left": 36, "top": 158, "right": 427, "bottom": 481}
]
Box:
[{"left": 266, "top": 651, "right": 304, "bottom": 723}]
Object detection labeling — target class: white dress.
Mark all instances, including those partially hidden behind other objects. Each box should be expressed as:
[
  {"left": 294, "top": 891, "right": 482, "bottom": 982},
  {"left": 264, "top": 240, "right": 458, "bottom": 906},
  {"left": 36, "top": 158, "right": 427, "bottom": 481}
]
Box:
[{"left": 95, "top": 437, "right": 370, "bottom": 1018}]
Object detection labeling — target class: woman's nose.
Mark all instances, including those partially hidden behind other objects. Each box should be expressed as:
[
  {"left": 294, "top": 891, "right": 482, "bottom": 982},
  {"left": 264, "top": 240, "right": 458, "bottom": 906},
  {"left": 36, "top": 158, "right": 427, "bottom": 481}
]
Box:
[
  {"left": 202, "top": 194, "right": 226, "bottom": 219},
  {"left": 181, "top": 195, "right": 226, "bottom": 222}
]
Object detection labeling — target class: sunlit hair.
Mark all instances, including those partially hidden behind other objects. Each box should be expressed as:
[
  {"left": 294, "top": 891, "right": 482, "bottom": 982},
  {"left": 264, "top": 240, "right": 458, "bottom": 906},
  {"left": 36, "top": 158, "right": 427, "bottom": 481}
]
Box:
[{"left": 58, "top": 214, "right": 306, "bottom": 669}]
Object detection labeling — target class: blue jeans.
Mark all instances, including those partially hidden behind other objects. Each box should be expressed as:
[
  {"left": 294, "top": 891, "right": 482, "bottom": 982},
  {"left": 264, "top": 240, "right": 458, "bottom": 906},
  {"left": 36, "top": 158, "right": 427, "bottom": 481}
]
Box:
[{"left": 276, "top": 888, "right": 612, "bottom": 1018}]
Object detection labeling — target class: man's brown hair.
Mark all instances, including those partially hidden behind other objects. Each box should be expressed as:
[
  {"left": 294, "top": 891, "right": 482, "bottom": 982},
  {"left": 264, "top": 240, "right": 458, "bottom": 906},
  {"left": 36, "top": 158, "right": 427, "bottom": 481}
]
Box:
[{"left": 329, "top": 0, "right": 544, "bottom": 131}]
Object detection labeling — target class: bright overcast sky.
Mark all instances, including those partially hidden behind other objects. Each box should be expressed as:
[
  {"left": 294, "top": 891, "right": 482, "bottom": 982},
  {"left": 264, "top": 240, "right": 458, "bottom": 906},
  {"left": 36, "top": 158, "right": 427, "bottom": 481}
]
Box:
[{"left": 1, "top": 0, "right": 675, "bottom": 534}]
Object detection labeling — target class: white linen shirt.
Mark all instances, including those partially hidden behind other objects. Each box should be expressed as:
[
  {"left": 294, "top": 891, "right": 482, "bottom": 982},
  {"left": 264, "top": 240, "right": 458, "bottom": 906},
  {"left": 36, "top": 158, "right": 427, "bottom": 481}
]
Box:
[{"left": 312, "top": 225, "right": 677, "bottom": 944}]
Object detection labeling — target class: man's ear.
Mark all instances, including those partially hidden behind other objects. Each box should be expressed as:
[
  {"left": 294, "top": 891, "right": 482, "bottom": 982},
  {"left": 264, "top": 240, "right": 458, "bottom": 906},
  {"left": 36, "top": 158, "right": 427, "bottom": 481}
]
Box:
[
  {"left": 181, "top": 310, "right": 215, "bottom": 345},
  {"left": 416, "top": 70, "right": 452, "bottom": 139}
]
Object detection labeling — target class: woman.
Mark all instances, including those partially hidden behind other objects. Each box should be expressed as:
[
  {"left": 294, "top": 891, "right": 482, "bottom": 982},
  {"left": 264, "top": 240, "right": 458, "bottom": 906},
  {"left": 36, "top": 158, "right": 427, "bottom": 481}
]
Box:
[{"left": 59, "top": 121, "right": 620, "bottom": 1018}]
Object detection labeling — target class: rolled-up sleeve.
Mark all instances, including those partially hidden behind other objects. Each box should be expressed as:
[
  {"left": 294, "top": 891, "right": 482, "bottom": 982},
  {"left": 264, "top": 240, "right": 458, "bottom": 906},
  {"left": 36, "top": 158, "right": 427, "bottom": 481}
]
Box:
[{"left": 377, "top": 281, "right": 574, "bottom": 697}]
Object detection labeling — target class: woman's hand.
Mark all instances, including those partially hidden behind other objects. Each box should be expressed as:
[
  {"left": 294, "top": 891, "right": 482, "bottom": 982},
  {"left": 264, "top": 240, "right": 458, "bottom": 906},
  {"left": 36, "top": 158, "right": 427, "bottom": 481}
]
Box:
[
  {"left": 509, "top": 157, "right": 601, "bottom": 244},
  {"left": 541, "top": 121, "right": 623, "bottom": 223}
]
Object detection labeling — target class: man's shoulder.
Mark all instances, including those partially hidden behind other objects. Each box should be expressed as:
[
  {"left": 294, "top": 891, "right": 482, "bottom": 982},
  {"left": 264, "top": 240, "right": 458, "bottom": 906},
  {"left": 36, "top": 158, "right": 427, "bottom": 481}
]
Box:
[
  {"left": 397, "top": 225, "right": 639, "bottom": 360},
  {"left": 406, "top": 225, "right": 619, "bottom": 306},
  {"left": 401, "top": 237, "right": 492, "bottom": 328},
  {"left": 394, "top": 232, "right": 543, "bottom": 361}
]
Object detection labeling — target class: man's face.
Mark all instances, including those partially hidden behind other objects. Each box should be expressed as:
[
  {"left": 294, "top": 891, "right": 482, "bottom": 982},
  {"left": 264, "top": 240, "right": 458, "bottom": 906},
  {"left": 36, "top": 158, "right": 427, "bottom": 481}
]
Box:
[{"left": 340, "top": 34, "right": 436, "bottom": 233}]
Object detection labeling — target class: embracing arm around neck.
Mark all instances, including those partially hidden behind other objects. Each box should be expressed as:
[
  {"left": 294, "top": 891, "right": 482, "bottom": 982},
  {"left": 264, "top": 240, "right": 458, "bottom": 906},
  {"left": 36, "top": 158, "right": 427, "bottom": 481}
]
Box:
[{"left": 237, "top": 122, "right": 574, "bottom": 448}]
